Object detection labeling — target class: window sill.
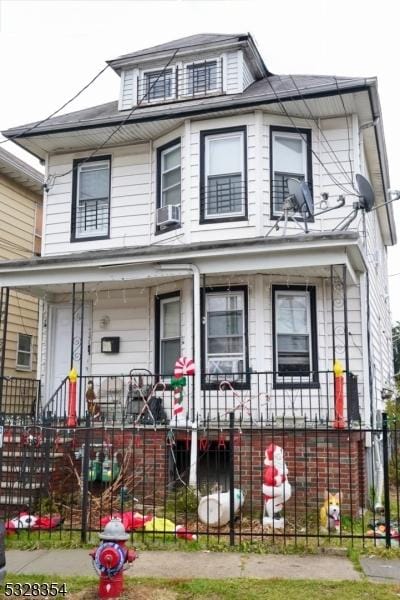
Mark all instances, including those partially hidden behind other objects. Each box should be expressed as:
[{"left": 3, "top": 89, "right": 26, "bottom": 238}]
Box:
[
  {"left": 71, "top": 233, "right": 110, "bottom": 243},
  {"left": 15, "top": 366, "right": 32, "bottom": 372},
  {"left": 200, "top": 216, "right": 248, "bottom": 225}
]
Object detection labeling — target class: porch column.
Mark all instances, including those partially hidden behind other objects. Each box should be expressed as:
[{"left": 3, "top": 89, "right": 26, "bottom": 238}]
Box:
[{"left": 189, "top": 265, "right": 201, "bottom": 487}]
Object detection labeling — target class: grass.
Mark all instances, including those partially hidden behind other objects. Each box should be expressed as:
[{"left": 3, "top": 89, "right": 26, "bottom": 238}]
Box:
[{"left": 2, "top": 574, "right": 400, "bottom": 599}]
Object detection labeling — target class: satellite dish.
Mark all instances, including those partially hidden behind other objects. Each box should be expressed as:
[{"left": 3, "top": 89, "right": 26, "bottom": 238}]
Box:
[
  {"left": 356, "top": 174, "right": 375, "bottom": 212},
  {"left": 287, "top": 178, "right": 314, "bottom": 217}
]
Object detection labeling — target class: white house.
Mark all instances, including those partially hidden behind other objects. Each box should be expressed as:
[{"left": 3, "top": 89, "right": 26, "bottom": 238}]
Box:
[{"left": 1, "top": 33, "right": 396, "bottom": 429}]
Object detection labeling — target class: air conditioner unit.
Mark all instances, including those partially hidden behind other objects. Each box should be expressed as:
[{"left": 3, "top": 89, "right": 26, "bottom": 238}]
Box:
[{"left": 156, "top": 204, "right": 180, "bottom": 227}]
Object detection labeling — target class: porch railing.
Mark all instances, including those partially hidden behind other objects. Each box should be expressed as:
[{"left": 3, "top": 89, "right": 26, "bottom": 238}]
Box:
[
  {"left": 0, "top": 376, "right": 41, "bottom": 418},
  {"left": 41, "top": 370, "right": 361, "bottom": 426}
]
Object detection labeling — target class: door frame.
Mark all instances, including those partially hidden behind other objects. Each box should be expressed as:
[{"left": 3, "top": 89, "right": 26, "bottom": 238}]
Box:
[{"left": 45, "top": 302, "right": 92, "bottom": 401}]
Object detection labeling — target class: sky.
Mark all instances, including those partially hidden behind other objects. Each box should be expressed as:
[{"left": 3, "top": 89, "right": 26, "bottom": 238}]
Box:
[{"left": 0, "top": 0, "right": 399, "bottom": 319}]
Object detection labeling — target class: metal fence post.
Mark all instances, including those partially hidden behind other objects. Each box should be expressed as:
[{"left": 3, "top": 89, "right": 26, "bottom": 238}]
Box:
[
  {"left": 81, "top": 413, "right": 91, "bottom": 543},
  {"left": 229, "top": 411, "right": 235, "bottom": 547},
  {"left": 382, "top": 412, "right": 391, "bottom": 549}
]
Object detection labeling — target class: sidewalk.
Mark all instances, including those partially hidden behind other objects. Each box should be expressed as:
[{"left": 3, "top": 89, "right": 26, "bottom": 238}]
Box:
[{"left": 6, "top": 549, "right": 362, "bottom": 580}]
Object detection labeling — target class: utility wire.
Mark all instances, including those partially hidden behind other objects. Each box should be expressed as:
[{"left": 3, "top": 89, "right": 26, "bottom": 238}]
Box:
[
  {"left": 265, "top": 75, "right": 356, "bottom": 197},
  {"left": 288, "top": 74, "right": 356, "bottom": 192},
  {"left": 0, "top": 65, "right": 110, "bottom": 146},
  {"left": 46, "top": 48, "right": 181, "bottom": 190}
]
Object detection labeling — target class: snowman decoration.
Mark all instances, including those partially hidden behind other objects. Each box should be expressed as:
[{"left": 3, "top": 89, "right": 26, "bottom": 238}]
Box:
[{"left": 262, "top": 443, "right": 292, "bottom": 528}]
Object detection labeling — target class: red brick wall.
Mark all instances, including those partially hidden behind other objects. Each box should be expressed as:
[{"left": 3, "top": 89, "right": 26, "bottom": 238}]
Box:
[{"left": 232, "top": 429, "right": 366, "bottom": 519}]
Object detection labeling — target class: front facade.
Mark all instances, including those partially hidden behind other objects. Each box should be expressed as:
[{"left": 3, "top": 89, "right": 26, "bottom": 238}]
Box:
[
  {"left": 0, "top": 34, "right": 396, "bottom": 433},
  {"left": 0, "top": 148, "right": 43, "bottom": 412}
]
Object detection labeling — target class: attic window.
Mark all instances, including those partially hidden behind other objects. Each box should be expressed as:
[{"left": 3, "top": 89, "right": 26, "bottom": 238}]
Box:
[
  {"left": 142, "top": 69, "right": 174, "bottom": 101},
  {"left": 187, "top": 61, "right": 218, "bottom": 95}
]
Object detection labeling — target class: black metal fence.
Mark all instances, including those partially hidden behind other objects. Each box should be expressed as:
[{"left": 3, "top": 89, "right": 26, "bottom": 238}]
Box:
[
  {"left": 0, "top": 411, "right": 398, "bottom": 549},
  {"left": 40, "top": 370, "right": 360, "bottom": 426}
]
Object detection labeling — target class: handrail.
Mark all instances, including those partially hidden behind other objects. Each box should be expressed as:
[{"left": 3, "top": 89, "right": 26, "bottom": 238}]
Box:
[{"left": 41, "top": 376, "right": 69, "bottom": 416}]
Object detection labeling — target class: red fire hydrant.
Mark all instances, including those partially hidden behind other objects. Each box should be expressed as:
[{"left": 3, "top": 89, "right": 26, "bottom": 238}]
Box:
[{"left": 90, "top": 517, "right": 137, "bottom": 599}]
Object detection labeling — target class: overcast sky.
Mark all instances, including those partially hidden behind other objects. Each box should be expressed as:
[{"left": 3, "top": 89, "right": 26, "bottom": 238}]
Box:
[{"left": 0, "top": 0, "right": 399, "bottom": 319}]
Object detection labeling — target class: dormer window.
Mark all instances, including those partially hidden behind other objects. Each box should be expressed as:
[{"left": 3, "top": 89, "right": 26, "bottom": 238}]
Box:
[
  {"left": 142, "top": 68, "right": 174, "bottom": 102},
  {"left": 187, "top": 61, "right": 218, "bottom": 95}
]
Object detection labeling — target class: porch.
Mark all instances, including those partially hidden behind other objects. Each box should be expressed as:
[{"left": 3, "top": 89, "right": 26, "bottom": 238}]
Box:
[{"left": 0, "top": 232, "right": 367, "bottom": 427}]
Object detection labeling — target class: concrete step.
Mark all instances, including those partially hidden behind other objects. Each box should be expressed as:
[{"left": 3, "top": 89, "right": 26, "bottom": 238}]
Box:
[
  {"left": 1, "top": 451, "right": 64, "bottom": 458},
  {"left": 0, "top": 481, "right": 42, "bottom": 490},
  {"left": 1, "top": 464, "right": 51, "bottom": 474},
  {"left": 0, "top": 495, "right": 34, "bottom": 505}
]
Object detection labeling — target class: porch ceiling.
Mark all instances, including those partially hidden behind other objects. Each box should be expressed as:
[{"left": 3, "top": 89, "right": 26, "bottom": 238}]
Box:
[{"left": 0, "top": 231, "right": 365, "bottom": 296}]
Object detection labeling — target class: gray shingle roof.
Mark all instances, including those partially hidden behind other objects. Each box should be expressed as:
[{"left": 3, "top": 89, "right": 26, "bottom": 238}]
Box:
[
  {"left": 107, "top": 33, "right": 247, "bottom": 64},
  {"left": 2, "top": 73, "right": 370, "bottom": 139},
  {"left": 0, "top": 147, "right": 43, "bottom": 194}
]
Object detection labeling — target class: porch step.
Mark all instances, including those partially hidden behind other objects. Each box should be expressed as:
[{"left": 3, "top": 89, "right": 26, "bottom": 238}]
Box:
[
  {"left": 1, "top": 451, "right": 64, "bottom": 458},
  {"left": 0, "top": 495, "right": 33, "bottom": 505},
  {"left": 0, "top": 481, "right": 42, "bottom": 490},
  {"left": 1, "top": 464, "right": 49, "bottom": 474}
]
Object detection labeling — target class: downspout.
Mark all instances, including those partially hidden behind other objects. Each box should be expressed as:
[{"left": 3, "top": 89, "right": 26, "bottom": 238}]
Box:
[{"left": 158, "top": 263, "right": 201, "bottom": 488}]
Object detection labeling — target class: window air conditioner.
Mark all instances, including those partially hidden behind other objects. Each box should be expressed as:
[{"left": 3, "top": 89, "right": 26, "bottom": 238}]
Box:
[{"left": 156, "top": 204, "right": 180, "bottom": 227}]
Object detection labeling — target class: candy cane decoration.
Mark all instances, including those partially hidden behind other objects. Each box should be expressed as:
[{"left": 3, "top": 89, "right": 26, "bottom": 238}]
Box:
[
  {"left": 174, "top": 357, "right": 195, "bottom": 378},
  {"left": 171, "top": 357, "right": 195, "bottom": 424}
]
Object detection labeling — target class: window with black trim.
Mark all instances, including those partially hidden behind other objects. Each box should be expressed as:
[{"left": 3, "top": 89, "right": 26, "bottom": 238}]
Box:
[
  {"left": 155, "top": 293, "right": 181, "bottom": 375},
  {"left": 187, "top": 61, "right": 218, "bottom": 95},
  {"left": 202, "top": 286, "right": 249, "bottom": 386},
  {"left": 71, "top": 156, "right": 111, "bottom": 241},
  {"left": 272, "top": 285, "right": 319, "bottom": 387},
  {"left": 270, "top": 127, "right": 312, "bottom": 217},
  {"left": 156, "top": 139, "right": 181, "bottom": 232},
  {"left": 16, "top": 333, "right": 33, "bottom": 370},
  {"left": 200, "top": 127, "right": 247, "bottom": 223}
]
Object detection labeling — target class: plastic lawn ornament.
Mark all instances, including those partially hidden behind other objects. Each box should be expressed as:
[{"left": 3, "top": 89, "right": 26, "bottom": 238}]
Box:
[
  {"left": 67, "top": 367, "right": 78, "bottom": 427},
  {"left": 101, "top": 453, "right": 120, "bottom": 483},
  {"left": 170, "top": 357, "right": 195, "bottom": 426},
  {"left": 89, "top": 452, "right": 102, "bottom": 482},
  {"left": 6, "top": 512, "right": 63, "bottom": 534},
  {"left": 333, "top": 360, "right": 345, "bottom": 429},
  {"left": 262, "top": 443, "right": 292, "bottom": 529}
]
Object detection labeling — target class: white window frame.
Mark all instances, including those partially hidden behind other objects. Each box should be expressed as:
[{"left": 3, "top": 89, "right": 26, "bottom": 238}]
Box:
[
  {"left": 16, "top": 333, "right": 33, "bottom": 371},
  {"left": 274, "top": 289, "right": 313, "bottom": 376},
  {"left": 159, "top": 295, "right": 181, "bottom": 375},
  {"left": 185, "top": 59, "right": 219, "bottom": 96},
  {"left": 141, "top": 67, "right": 175, "bottom": 102},
  {"left": 160, "top": 142, "right": 181, "bottom": 208},
  {"left": 75, "top": 159, "right": 110, "bottom": 240},
  {"left": 272, "top": 130, "right": 308, "bottom": 215},
  {"left": 204, "top": 130, "right": 246, "bottom": 219},
  {"left": 205, "top": 290, "right": 246, "bottom": 377}
]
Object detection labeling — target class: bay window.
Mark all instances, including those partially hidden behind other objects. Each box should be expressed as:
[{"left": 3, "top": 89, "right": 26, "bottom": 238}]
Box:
[
  {"left": 270, "top": 126, "right": 312, "bottom": 217},
  {"left": 200, "top": 127, "right": 247, "bottom": 222}
]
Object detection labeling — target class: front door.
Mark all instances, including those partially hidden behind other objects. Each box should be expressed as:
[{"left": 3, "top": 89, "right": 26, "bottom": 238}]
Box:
[{"left": 46, "top": 304, "right": 91, "bottom": 415}]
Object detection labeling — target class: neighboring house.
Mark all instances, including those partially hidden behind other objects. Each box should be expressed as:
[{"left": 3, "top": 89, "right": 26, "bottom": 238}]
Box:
[
  {"left": 0, "top": 148, "right": 43, "bottom": 413},
  {"left": 0, "top": 35, "right": 396, "bottom": 497}
]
